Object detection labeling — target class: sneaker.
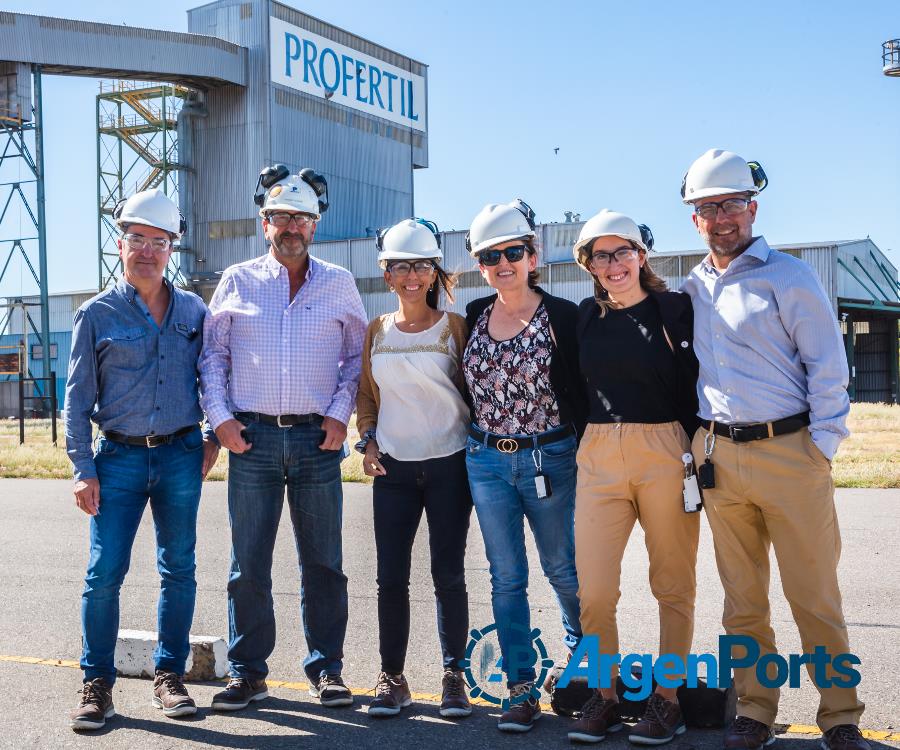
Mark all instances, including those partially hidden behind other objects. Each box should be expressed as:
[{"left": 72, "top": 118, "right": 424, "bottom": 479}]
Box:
[
  {"left": 567, "top": 692, "right": 623, "bottom": 743},
  {"left": 310, "top": 673, "right": 354, "bottom": 707},
  {"left": 367, "top": 672, "right": 412, "bottom": 717},
  {"left": 723, "top": 716, "right": 776, "bottom": 750},
  {"left": 440, "top": 668, "right": 472, "bottom": 718},
  {"left": 628, "top": 692, "right": 686, "bottom": 745},
  {"left": 152, "top": 671, "right": 197, "bottom": 718},
  {"left": 211, "top": 677, "right": 269, "bottom": 711},
  {"left": 498, "top": 682, "right": 542, "bottom": 733},
  {"left": 70, "top": 678, "right": 115, "bottom": 731},
  {"left": 821, "top": 725, "right": 871, "bottom": 750}
]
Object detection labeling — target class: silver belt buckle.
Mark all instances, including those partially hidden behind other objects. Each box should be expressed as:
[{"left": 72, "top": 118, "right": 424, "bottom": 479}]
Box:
[
  {"left": 496, "top": 438, "right": 518, "bottom": 454},
  {"left": 276, "top": 414, "right": 290, "bottom": 428}
]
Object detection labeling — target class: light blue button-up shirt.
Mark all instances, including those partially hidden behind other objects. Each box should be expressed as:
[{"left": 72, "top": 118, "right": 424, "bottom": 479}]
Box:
[{"left": 681, "top": 236, "right": 849, "bottom": 460}]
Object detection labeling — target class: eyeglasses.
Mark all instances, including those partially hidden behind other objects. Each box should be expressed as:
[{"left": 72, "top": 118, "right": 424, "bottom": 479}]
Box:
[
  {"left": 122, "top": 234, "right": 171, "bottom": 252},
  {"left": 589, "top": 246, "right": 639, "bottom": 267},
  {"left": 694, "top": 197, "right": 752, "bottom": 221},
  {"left": 388, "top": 260, "right": 435, "bottom": 276},
  {"left": 477, "top": 245, "right": 529, "bottom": 267},
  {"left": 265, "top": 212, "right": 315, "bottom": 228}
]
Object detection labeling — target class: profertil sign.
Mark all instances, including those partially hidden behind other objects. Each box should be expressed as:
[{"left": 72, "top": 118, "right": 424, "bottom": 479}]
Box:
[{"left": 270, "top": 17, "right": 426, "bottom": 134}]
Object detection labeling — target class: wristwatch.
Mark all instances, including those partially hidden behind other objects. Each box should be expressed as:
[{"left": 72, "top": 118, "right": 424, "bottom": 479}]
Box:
[{"left": 354, "top": 428, "right": 378, "bottom": 455}]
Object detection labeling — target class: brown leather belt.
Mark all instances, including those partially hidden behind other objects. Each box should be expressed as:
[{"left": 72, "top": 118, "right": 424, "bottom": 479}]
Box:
[{"left": 103, "top": 424, "right": 197, "bottom": 448}]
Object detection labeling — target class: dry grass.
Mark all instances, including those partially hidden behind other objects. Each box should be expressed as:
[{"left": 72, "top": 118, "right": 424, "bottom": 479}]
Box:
[{"left": 1, "top": 404, "right": 897, "bottom": 488}]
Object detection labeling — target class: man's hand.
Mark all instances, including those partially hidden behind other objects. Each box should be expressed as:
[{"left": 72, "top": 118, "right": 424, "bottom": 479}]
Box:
[
  {"left": 319, "top": 416, "right": 347, "bottom": 451},
  {"left": 214, "top": 419, "right": 252, "bottom": 453},
  {"left": 201, "top": 439, "right": 221, "bottom": 479},
  {"left": 363, "top": 440, "right": 386, "bottom": 477},
  {"left": 74, "top": 478, "right": 100, "bottom": 516}
]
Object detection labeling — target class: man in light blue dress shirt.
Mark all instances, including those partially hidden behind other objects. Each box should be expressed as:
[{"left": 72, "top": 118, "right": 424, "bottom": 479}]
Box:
[{"left": 680, "top": 150, "right": 867, "bottom": 750}]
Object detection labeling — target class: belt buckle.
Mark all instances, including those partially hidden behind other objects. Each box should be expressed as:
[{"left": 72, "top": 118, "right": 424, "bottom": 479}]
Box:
[
  {"left": 145, "top": 435, "right": 163, "bottom": 448},
  {"left": 728, "top": 424, "right": 754, "bottom": 442},
  {"left": 276, "top": 414, "right": 290, "bottom": 428},
  {"left": 496, "top": 438, "right": 518, "bottom": 454}
]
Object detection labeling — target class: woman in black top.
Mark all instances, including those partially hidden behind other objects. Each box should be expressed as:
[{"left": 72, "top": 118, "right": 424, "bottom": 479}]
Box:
[{"left": 566, "top": 210, "right": 701, "bottom": 747}]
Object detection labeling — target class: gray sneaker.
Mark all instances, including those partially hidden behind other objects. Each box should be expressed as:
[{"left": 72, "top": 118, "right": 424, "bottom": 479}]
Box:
[{"left": 368, "top": 672, "right": 412, "bottom": 717}]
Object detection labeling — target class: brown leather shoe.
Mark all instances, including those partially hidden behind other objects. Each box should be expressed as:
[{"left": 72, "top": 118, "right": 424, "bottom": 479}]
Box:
[
  {"left": 628, "top": 692, "right": 686, "bottom": 745},
  {"left": 440, "top": 668, "right": 472, "bottom": 718},
  {"left": 70, "top": 678, "right": 115, "bottom": 731},
  {"left": 498, "top": 682, "right": 542, "bottom": 733},
  {"left": 152, "top": 671, "right": 197, "bottom": 718},
  {"left": 568, "top": 691, "right": 623, "bottom": 743},
  {"left": 367, "top": 672, "right": 412, "bottom": 717},
  {"left": 724, "top": 716, "right": 776, "bottom": 750},
  {"left": 821, "top": 725, "right": 871, "bottom": 750}
]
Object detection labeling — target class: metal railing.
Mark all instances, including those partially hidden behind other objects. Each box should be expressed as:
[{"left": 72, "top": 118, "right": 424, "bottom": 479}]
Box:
[{"left": 883, "top": 39, "right": 900, "bottom": 76}]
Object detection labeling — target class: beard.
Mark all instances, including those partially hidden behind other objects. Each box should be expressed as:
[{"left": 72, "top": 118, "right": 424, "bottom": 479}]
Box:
[
  {"left": 701, "top": 223, "right": 752, "bottom": 259},
  {"left": 271, "top": 230, "right": 308, "bottom": 258}
]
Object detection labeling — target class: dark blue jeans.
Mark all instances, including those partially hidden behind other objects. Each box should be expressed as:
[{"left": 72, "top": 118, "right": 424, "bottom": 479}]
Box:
[
  {"left": 373, "top": 450, "right": 472, "bottom": 673},
  {"left": 81, "top": 426, "right": 203, "bottom": 684},
  {"left": 226, "top": 417, "right": 347, "bottom": 682},
  {"left": 465, "top": 427, "right": 581, "bottom": 686}
]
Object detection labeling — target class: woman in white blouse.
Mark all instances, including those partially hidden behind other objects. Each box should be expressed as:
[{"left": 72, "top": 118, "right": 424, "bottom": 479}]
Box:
[{"left": 355, "top": 218, "right": 473, "bottom": 720}]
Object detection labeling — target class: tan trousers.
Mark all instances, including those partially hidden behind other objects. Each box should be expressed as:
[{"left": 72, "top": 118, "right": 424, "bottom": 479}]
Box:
[
  {"left": 692, "top": 426, "right": 865, "bottom": 730},
  {"left": 575, "top": 422, "right": 700, "bottom": 675}
]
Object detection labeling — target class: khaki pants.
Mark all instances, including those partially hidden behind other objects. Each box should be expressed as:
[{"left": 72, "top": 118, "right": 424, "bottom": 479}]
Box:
[
  {"left": 692, "top": 426, "right": 864, "bottom": 730},
  {"left": 575, "top": 422, "right": 699, "bottom": 675}
]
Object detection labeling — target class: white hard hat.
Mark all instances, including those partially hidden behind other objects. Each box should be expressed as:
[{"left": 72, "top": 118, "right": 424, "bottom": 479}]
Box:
[
  {"left": 377, "top": 218, "right": 443, "bottom": 264},
  {"left": 258, "top": 174, "right": 322, "bottom": 219},
  {"left": 113, "top": 188, "right": 184, "bottom": 238},
  {"left": 466, "top": 199, "right": 537, "bottom": 256},
  {"left": 681, "top": 149, "right": 768, "bottom": 203},
  {"left": 573, "top": 209, "right": 653, "bottom": 262}
]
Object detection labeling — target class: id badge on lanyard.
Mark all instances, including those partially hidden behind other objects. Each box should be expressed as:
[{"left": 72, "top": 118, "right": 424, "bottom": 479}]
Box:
[{"left": 533, "top": 448, "right": 553, "bottom": 499}]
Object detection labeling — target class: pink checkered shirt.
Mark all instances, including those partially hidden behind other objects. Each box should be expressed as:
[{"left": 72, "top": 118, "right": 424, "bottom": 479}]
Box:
[{"left": 199, "top": 252, "right": 367, "bottom": 429}]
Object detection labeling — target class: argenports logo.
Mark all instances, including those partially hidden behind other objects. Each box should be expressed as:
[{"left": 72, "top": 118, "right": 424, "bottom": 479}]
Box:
[{"left": 458, "top": 623, "right": 554, "bottom": 709}]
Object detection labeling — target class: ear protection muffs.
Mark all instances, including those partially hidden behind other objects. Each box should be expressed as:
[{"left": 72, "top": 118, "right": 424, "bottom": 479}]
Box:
[
  {"left": 638, "top": 224, "right": 654, "bottom": 252},
  {"left": 679, "top": 172, "right": 689, "bottom": 200},
  {"left": 416, "top": 218, "right": 441, "bottom": 249},
  {"left": 375, "top": 226, "right": 389, "bottom": 253},
  {"left": 298, "top": 167, "right": 329, "bottom": 214},
  {"left": 465, "top": 199, "right": 536, "bottom": 253},
  {"left": 112, "top": 197, "right": 187, "bottom": 237},
  {"left": 747, "top": 161, "right": 768, "bottom": 193},
  {"left": 253, "top": 164, "right": 291, "bottom": 207}
]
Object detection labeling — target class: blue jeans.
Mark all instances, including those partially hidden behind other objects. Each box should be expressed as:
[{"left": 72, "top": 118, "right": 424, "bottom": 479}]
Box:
[
  {"left": 226, "top": 417, "right": 347, "bottom": 682},
  {"left": 465, "top": 427, "right": 581, "bottom": 685},
  {"left": 81, "top": 426, "right": 203, "bottom": 684}
]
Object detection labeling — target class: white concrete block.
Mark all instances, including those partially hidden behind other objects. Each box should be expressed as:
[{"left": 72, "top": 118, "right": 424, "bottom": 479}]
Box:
[{"left": 114, "top": 630, "right": 227, "bottom": 681}]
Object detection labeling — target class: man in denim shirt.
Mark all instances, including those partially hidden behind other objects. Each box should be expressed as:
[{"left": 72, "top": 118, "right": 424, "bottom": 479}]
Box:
[{"left": 65, "top": 189, "right": 218, "bottom": 731}]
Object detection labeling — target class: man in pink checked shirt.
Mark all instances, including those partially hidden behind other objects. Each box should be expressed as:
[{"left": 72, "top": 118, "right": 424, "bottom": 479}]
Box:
[{"left": 199, "top": 165, "right": 367, "bottom": 712}]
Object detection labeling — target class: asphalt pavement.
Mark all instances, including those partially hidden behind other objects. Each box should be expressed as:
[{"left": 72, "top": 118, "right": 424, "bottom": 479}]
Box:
[{"left": 0, "top": 479, "right": 897, "bottom": 749}]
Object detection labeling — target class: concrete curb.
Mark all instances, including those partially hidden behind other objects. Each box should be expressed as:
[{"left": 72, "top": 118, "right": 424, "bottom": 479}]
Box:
[{"left": 115, "top": 630, "right": 227, "bottom": 680}]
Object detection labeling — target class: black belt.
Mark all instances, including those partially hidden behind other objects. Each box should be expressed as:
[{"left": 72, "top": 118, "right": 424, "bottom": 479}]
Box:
[
  {"left": 103, "top": 424, "right": 197, "bottom": 448},
  {"left": 707, "top": 412, "right": 810, "bottom": 443},
  {"left": 468, "top": 425, "right": 575, "bottom": 454},
  {"left": 234, "top": 411, "right": 321, "bottom": 427}
]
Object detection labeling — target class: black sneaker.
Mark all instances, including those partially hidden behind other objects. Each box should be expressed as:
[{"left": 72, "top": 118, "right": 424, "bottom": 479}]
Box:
[
  {"left": 368, "top": 672, "right": 412, "bottom": 717},
  {"left": 497, "top": 682, "right": 541, "bottom": 733},
  {"left": 310, "top": 673, "right": 354, "bottom": 707},
  {"left": 211, "top": 677, "right": 269, "bottom": 711},
  {"left": 440, "top": 668, "right": 472, "bottom": 718},
  {"left": 70, "top": 678, "right": 115, "bottom": 731}
]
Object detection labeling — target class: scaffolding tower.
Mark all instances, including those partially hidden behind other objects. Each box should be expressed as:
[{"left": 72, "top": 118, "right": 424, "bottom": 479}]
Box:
[
  {"left": 96, "top": 80, "right": 190, "bottom": 290},
  {"left": 0, "top": 63, "right": 53, "bottom": 411}
]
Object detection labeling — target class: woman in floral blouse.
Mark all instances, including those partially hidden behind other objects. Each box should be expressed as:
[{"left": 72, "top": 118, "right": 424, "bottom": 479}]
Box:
[{"left": 462, "top": 199, "right": 587, "bottom": 734}]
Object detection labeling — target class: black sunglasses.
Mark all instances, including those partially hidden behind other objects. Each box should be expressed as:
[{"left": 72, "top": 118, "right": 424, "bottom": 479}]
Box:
[{"left": 477, "top": 245, "right": 529, "bottom": 267}]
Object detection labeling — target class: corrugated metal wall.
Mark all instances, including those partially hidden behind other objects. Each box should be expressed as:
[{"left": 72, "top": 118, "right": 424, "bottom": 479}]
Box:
[
  {"left": 0, "top": 331, "right": 71, "bottom": 414},
  {"left": 187, "top": 0, "right": 428, "bottom": 293}
]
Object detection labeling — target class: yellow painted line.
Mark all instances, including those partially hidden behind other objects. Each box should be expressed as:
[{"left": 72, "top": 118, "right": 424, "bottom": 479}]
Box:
[{"left": 2, "top": 654, "right": 896, "bottom": 739}]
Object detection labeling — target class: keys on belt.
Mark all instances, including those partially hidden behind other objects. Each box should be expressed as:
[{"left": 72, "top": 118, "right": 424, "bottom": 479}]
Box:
[
  {"left": 707, "top": 411, "right": 810, "bottom": 443},
  {"left": 102, "top": 425, "right": 197, "bottom": 448}
]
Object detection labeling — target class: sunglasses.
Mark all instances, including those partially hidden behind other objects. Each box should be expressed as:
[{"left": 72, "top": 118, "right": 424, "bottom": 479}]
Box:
[{"left": 477, "top": 245, "right": 529, "bottom": 267}]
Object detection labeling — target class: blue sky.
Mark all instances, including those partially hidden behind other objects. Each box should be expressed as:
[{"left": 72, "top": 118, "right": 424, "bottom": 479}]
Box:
[{"left": 1, "top": 0, "right": 899, "bottom": 295}]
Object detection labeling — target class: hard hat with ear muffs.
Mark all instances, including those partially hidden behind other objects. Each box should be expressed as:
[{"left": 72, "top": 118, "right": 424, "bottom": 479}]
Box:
[
  {"left": 113, "top": 188, "right": 186, "bottom": 239},
  {"left": 573, "top": 209, "right": 653, "bottom": 268},
  {"left": 466, "top": 198, "right": 537, "bottom": 256},
  {"left": 680, "top": 149, "right": 768, "bottom": 203},
  {"left": 255, "top": 165, "right": 330, "bottom": 219},
  {"left": 376, "top": 218, "right": 443, "bottom": 264}
]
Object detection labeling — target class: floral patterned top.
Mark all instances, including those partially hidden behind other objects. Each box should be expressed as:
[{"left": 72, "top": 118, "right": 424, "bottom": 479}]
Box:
[{"left": 463, "top": 302, "right": 561, "bottom": 435}]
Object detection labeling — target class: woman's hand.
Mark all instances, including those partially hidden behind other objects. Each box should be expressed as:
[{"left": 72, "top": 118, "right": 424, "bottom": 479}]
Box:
[{"left": 363, "top": 440, "right": 387, "bottom": 477}]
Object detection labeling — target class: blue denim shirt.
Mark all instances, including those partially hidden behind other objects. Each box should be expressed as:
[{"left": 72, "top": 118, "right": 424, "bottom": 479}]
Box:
[{"left": 65, "top": 278, "right": 209, "bottom": 481}]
